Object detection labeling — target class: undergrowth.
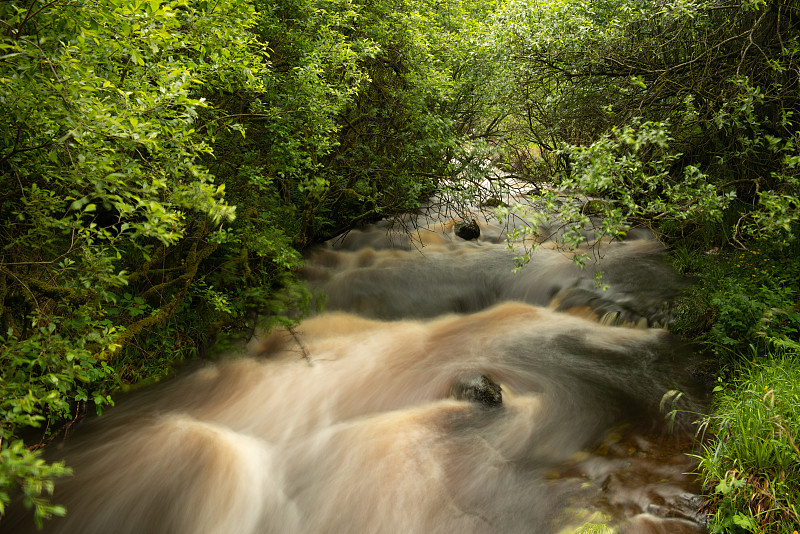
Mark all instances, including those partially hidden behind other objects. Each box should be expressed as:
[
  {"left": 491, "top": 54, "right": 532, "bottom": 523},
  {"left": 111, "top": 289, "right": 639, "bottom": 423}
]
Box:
[{"left": 669, "top": 239, "right": 800, "bottom": 533}]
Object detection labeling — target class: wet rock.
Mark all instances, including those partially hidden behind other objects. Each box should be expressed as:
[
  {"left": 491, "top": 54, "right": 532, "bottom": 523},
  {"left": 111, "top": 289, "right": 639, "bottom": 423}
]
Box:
[
  {"left": 581, "top": 199, "right": 608, "bottom": 216},
  {"left": 646, "top": 492, "right": 708, "bottom": 528},
  {"left": 620, "top": 514, "right": 706, "bottom": 534},
  {"left": 482, "top": 197, "right": 506, "bottom": 208},
  {"left": 450, "top": 374, "right": 502, "bottom": 407},
  {"left": 454, "top": 219, "right": 480, "bottom": 240}
]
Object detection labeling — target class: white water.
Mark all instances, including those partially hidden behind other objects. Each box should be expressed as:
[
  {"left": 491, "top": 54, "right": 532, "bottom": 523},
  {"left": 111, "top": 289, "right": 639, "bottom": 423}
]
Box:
[{"left": 1, "top": 207, "right": 709, "bottom": 534}]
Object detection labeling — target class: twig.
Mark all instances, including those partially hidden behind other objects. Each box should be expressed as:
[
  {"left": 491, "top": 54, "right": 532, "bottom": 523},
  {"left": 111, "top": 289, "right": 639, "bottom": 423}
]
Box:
[{"left": 288, "top": 327, "right": 313, "bottom": 366}]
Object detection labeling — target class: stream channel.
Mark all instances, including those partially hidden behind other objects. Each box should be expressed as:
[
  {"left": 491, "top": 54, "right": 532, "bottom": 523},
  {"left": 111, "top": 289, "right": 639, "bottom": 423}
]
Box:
[{"left": 3, "top": 189, "right": 713, "bottom": 533}]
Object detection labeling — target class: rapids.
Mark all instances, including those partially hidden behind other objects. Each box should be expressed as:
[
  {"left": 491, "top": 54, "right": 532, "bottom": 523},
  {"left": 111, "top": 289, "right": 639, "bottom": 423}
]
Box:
[{"left": 0, "top": 204, "right": 711, "bottom": 534}]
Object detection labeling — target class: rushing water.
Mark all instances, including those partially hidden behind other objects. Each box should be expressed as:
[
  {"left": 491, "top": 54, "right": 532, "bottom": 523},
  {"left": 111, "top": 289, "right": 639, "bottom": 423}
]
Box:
[{"left": 1, "top": 202, "right": 711, "bottom": 534}]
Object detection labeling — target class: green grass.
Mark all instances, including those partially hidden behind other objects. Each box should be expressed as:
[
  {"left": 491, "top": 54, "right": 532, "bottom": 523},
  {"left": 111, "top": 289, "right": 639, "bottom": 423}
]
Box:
[{"left": 696, "top": 354, "right": 800, "bottom": 533}]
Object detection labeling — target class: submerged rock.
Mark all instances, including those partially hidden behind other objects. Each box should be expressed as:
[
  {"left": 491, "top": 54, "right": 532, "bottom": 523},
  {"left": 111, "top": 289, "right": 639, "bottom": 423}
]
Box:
[
  {"left": 454, "top": 218, "right": 480, "bottom": 240},
  {"left": 581, "top": 199, "right": 608, "bottom": 216},
  {"left": 482, "top": 197, "right": 506, "bottom": 208},
  {"left": 449, "top": 374, "right": 502, "bottom": 407},
  {"left": 646, "top": 492, "right": 708, "bottom": 528}
]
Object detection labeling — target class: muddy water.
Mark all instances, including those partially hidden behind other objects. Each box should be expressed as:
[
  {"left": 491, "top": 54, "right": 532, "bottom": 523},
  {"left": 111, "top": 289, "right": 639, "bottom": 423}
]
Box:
[{"left": 1, "top": 208, "right": 710, "bottom": 534}]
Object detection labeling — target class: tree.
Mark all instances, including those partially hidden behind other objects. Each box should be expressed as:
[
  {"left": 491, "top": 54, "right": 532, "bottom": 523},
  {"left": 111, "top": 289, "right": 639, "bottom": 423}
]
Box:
[
  {"left": 209, "top": 0, "right": 502, "bottom": 249},
  {"left": 0, "top": 0, "right": 265, "bottom": 523},
  {"left": 490, "top": 0, "right": 800, "bottom": 249}
]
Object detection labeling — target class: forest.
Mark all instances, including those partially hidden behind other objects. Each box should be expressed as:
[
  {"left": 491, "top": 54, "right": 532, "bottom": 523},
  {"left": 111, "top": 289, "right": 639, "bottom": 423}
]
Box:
[{"left": 1, "top": 0, "right": 799, "bottom": 531}]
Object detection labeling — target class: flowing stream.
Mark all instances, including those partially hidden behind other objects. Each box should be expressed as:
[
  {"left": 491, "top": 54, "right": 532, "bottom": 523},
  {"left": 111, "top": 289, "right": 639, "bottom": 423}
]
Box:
[{"left": 2, "top": 197, "right": 712, "bottom": 534}]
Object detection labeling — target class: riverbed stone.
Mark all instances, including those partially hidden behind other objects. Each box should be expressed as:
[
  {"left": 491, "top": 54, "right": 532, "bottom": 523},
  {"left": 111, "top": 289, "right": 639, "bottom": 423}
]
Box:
[
  {"left": 454, "top": 218, "right": 480, "bottom": 240},
  {"left": 450, "top": 374, "right": 502, "bottom": 407}
]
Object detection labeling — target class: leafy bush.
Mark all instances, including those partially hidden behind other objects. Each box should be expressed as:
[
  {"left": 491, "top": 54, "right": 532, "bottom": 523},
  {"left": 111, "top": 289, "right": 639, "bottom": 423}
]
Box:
[
  {"left": 490, "top": 0, "right": 800, "bottom": 249},
  {"left": 481, "top": 3, "right": 800, "bottom": 531},
  {"left": 0, "top": 0, "right": 266, "bottom": 521},
  {"left": 669, "top": 242, "right": 800, "bottom": 362},
  {"left": 0, "top": 441, "right": 71, "bottom": 528}
]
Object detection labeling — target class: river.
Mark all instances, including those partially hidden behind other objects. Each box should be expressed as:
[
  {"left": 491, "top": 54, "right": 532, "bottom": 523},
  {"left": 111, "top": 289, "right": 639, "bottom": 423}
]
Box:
[{"left": 1, "top": 197, "right": 711, "bottom": 533}]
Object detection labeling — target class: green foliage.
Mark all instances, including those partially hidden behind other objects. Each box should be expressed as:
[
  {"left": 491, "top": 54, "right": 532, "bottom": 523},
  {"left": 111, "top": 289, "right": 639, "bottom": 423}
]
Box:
[
  {"left": 0, "top": 0, "right": 272, "bottom": 522},
  {"left": 670, "top": 242, "right": 800, "bottom": 362},
  {"left": 208, "top": 0, "right": 498, "bottom": 246},
  {"left": 0, "top": 0, "right": 496, "bottom": 526},
  {"left": 667, "top": 240, "right": 800, "bottom": 532},
  {"left": 0, "top": 440, "right": 71, "bottom": 529},
  {"left": 696, "top": 354, "right": 800, "bottom": 533},
  {"left": 482, "top": 3, "right": 800, "bottom": 531},
  {"left": 490, "top": 0, "right": 800, "bottom": 251},
  {"left": 1, "top": 313, "right": 118, "bottom": 427}
]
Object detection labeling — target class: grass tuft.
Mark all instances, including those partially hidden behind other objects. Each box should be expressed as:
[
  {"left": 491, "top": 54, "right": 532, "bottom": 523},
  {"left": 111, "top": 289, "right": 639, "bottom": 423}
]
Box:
[{"left": 696, "top": 354, "right": 800, "bottom": 533}]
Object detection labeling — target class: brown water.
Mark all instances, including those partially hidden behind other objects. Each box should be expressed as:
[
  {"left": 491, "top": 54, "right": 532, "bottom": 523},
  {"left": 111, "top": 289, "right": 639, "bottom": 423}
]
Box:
[{"left": 1, "top": 208, "right": 710, "bottom": 534}]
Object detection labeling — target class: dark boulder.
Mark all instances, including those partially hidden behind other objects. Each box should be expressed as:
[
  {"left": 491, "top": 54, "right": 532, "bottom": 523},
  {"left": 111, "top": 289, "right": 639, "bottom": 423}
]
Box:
[
  {"left": 450, "top": 374, "right": 502, "bottom": 407},
  {"left": 454, "top": 219, "right": 480, "bottom": 240}
]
